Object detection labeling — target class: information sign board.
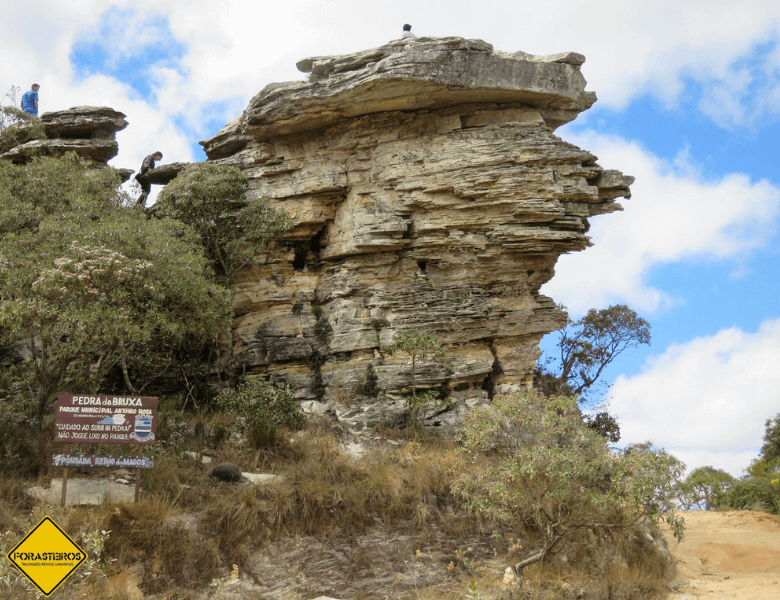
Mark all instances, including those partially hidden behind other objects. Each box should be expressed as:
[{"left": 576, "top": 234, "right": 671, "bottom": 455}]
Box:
[{"left": 54, "top": 395, "right": 157, "bottom": 444}]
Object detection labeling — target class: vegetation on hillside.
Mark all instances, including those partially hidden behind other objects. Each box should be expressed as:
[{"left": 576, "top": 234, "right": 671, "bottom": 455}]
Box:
[
  {"left": 0, "top": 153, "right": 686, "bottom": 599},
  {"left": 712, "top": 414, "right": 780, "bottom": 515},
  {"left": 454, "top": 393, "right": 685, "bottom": 575},
  {"left": 1, "top": 395, "right": 683, "bottom": 600},
  {"left": 0, "top": 156, "right": 292, "bottom": 479},
  {"left": 0, "top": 86, "right": 46, "bottom": 153},
  {"left": 155, "top": 162, "right": 293, "bottom": 286},
  {"left": 0, "top": 155, "right": 232, "bottom": 430}
]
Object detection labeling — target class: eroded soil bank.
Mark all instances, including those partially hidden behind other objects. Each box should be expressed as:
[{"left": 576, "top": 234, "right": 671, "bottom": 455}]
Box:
[{"left": 665, "top": 510, "right": 780, "bottom": 599}]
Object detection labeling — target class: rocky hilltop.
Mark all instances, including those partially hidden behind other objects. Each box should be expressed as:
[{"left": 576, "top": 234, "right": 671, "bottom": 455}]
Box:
[
  {"left": 1, "top": 106, "right": 131, "bottom": 177},
  {"left": 200, "top": 37, "right": 633, "bottom": 429}
]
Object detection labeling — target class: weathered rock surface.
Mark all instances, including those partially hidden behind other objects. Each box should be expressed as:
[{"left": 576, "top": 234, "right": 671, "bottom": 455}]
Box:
[
  {"left": 1, "top": 137, "right": 119, "bottom": 163},
  {"left": 0, "top": 106, "right": 128, "bottom": 167},
  {"left": 203, "top": 37, "right": 595, "bottom": 158},
  {"left": 41, "top": 106, "right": 128, "bottom": 139},
  {"left": 135, "top": 161, "right": 191, "bottom": 185},
  {"left": 200, "top": 38, "right": 633, "bottom": 429},
  {"left": 209, "top": 462, "right": 243, "bottom": 482}
]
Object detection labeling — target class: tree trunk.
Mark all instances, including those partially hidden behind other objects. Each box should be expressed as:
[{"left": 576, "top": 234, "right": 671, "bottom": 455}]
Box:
[{"left": 513, "top": 535, "right": 562, "bottom": 578}]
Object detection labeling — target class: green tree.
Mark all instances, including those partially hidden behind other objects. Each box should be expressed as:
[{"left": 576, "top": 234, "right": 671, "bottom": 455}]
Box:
[
  {"left": 453, "top": 393, "right": 685, "bottom": 576},
  {"left": 155, "top": 163, "right": 293, "bottom": 383},
  {"left": 538, "top": 304, "right": 651, "bottom": 401},
  {"left": 155, "top": 162, "right": 293, "bottom": 285},
  {"left": 0, "top": 155, "right": 231, "bottom": 424},
  {"left": 678, "top": 466, "right": 736, "bottom": 510},
  {"left": 383, "top": 333, "right": 447, "bottom": 427},
  {"left": 760, "top": 413, "right": 780, "bottom": 463},
  {"left": 720, "top": 477, "right": 780, "bottom": 515},
  {"left": 583, "top": 411, "right": 621, "bottom": 443}
]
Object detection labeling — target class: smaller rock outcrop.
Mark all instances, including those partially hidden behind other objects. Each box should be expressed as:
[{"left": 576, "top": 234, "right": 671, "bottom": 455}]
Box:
[
  {"left": 135, "top": 161, "right": 191, "bottom": 186},
  {"left": 1, "top": 106, "right": 128, "bottom": 170}
]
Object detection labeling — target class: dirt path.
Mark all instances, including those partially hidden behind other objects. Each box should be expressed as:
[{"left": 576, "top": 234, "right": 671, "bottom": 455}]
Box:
[{"left": 664, "top": 510, "right": 780, "bottom": 599}]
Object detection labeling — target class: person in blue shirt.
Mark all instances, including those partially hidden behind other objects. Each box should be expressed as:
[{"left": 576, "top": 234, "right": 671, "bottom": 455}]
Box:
[{"left": 20, "top": 84, "right": 40, "bottom": 116}]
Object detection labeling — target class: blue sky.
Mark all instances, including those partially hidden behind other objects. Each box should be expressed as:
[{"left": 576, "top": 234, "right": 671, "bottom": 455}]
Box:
[{"left": 3, "top": 0, "right": 779, "bottom": 477}]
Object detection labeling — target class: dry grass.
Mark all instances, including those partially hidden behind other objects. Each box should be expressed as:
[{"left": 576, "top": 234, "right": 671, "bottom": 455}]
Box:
[
  {"left": 100, "top": 498, "right": 221, "bottom": 594},
  {"left": 1, "top": 422, "right": 677, "bottom": 599}
]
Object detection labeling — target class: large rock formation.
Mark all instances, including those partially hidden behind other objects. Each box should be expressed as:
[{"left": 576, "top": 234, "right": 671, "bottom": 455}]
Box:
[
  {"left": 201, "top": 37, "right": 633, "bottom": 429},
  {"left": 0, "top": 40, "right": 633, "bottom": 430}
]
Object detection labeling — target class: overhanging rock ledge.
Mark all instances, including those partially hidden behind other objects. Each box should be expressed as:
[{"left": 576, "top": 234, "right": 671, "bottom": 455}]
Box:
[{"left": 200, "top": 37, "right": 634, "bottom": 430}]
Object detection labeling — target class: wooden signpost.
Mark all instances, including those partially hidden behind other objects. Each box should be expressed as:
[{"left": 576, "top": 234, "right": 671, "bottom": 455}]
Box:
[{"left": 53, "top": 394, "right": 158, "bottom": 505}]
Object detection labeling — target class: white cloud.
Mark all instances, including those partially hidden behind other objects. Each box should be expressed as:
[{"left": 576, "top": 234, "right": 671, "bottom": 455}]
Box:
[
  {"left": 608, "top": 318, "right": 780, "bottom": 477},
  {"left": 3, "top": 0, "right": 780, "bottom": 177},
  {"left": 542, "top": 132, "right": 780, "bottom": 315}
]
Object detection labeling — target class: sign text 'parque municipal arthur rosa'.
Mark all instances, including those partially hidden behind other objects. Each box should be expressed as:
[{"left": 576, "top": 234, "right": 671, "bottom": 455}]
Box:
[{"left": 54, "top": 395, "right": 157, "bottom": 444}]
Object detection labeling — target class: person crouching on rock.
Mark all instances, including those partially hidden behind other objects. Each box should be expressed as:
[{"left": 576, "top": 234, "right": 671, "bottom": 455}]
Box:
[{"left": 135, "top": 151, "right": 163, "bottom": 206}]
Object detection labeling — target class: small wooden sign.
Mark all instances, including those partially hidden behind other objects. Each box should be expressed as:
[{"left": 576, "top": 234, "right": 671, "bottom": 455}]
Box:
[
  {"left": 54, "top": 395, "right": 157, "bottom": 444},
  {"left": 53, "top": 394, "right": 158, "bottom": 505},
  {"left": 51, "top": 454, "right": 154, "bottom": 469}
]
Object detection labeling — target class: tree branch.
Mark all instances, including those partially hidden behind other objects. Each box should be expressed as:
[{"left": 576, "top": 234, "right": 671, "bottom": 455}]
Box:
[{"left": 513, "top": 534, "right": 563, "bottom": 577}]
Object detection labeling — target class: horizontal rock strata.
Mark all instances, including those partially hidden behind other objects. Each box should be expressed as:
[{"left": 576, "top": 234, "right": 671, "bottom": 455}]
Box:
[
  {"left": 1, "top": 106, "right": 128, "bottom": 170},
  {"left": 201, "top": 38, "right": 633, "bottom": 429},
  {"left": 135, "top": 161, "right": 192, "bottom": 186}
]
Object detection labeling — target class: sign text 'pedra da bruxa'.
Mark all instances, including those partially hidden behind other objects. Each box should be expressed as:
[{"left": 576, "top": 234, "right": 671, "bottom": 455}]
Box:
[{"left": 54, "top": 395, "right": 158, "bottom": 444}]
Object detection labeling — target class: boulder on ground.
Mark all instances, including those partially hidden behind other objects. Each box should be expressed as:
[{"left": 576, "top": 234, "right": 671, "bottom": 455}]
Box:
[{"left": 209, "top": 463, "right": 243, "bottom": 483}]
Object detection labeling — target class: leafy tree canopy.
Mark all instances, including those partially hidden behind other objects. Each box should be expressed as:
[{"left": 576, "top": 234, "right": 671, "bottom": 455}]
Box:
[
  {"left": 584, "top": 411, "right": 621, "bottom": 444},
  {"left": 760, "top": 413, "right": 780, "bottom": 463},
  {"left": 678, "top": 466, "right": 736, "bottom": 510},
  {"left": 0, "top": 154, "right": 231, "bottom": 424},
  {"left": 155, "top": 162, "right": 293, "bottom": 284},
  {"left": 538, "top": 304, "right": 651, "bottom": 402}
]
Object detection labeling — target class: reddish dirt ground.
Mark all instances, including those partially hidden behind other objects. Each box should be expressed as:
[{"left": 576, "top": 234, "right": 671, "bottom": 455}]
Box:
[{"left": 665, "top": 510, "right": 780, "bottom": 599}]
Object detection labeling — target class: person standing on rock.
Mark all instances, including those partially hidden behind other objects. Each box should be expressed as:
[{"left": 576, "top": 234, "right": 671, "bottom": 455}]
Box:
[
  {"left": 135, "top": 151, "right": 163, "bottom": 206},
  {"left": 20, "top": 84, "right": 40, "bottom": 116},
  {"left": 401, "top": 24, "right": 416, "bottom": 39}
]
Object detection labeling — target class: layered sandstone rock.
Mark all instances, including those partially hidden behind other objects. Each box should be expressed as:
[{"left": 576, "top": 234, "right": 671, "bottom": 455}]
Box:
[
  {"left": 1, "top": 106, "right": 131, "bottom": 178},
  {"left": 136, "top": 161, "right": 191, "bottom": 186},
  {"left": 202, "top": 37, "right": 632, "bottom": 429}
]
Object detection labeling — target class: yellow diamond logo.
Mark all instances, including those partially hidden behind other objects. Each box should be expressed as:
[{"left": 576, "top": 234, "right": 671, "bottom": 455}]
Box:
[{"left": 6, "top": 516, "right": 86, "bottom": 596}]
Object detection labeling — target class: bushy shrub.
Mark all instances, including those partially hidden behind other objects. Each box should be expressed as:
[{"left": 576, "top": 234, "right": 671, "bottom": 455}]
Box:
[
  {"left": 155, "top": 163, "right": 293, "bottom": 285},
  {"left": 0, "top": 155, "right": 233, "bottom": 424},
  {"left": 721, "top": 477, "right": 780, "bottom": 515},
  {"left": 215, "top": 379, "right": 303, "bottom": 448},
  {"left": 0, "top": 106, "right": 46, "bottom": 153},
  {"left": 453, "top": 393, "right": 685, "bottom": 575}
]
